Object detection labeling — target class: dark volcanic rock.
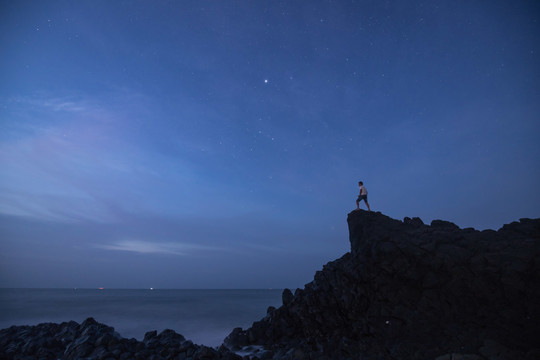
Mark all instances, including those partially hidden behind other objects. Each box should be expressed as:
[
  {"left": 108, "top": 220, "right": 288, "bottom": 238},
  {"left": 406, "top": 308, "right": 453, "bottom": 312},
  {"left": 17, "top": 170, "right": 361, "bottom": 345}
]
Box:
[
  {"left": 225, "top": 211, "right": 540, "bottom": 359},
  {"left": 0, "top": 317, "right": 241, "bottom": 360},
  {"left": 281, "top": 289, "right": 294, "bottom": 306}
]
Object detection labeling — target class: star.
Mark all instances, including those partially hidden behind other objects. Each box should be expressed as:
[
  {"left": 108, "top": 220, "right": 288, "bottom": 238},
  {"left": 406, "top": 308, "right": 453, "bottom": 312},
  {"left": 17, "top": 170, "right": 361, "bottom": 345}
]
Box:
[{"left": 264, "top": 79, "right": 268, "bottom": 84}]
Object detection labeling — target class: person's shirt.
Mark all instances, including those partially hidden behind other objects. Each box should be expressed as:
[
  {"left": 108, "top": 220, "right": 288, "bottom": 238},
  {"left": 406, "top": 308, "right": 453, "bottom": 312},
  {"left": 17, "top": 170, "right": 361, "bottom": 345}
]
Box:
[{"left": 359, "top": 185, "right": 367, "bottom": 195}]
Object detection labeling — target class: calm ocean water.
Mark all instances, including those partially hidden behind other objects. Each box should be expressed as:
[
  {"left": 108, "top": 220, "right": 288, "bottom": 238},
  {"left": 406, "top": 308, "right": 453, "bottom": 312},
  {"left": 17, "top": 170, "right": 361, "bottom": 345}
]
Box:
[{"left": 0, "top": 289, "right": 283, "bottom": 347}]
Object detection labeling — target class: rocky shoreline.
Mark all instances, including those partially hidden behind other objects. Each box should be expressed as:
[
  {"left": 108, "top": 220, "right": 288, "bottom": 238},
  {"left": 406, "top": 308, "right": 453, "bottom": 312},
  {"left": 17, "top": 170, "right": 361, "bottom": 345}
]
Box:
[
  {"left": 0, "top": 317, "right": 243, "bottom": 360},
  {"left": 2, "top": 211, "right": 539, "bottom": 360}
]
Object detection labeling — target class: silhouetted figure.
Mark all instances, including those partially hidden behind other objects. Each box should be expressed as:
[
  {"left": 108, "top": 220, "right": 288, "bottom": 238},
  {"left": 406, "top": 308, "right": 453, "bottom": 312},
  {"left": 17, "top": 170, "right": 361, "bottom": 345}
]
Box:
[{"left": 356, "top": 181, "right": 370, "bottom": 211}]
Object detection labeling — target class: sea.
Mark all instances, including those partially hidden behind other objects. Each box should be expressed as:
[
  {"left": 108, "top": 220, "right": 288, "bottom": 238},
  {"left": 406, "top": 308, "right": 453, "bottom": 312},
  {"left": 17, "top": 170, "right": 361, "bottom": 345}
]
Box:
[{"left": 0, "top": 288, "right": 283, "bottom": 347}]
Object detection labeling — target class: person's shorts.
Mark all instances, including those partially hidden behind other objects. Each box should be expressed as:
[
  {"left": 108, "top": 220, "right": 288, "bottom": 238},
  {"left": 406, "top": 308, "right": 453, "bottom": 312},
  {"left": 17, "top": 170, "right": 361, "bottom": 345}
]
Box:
[{"left": 357, "top": 195, "right": 368, "bottom": 202}]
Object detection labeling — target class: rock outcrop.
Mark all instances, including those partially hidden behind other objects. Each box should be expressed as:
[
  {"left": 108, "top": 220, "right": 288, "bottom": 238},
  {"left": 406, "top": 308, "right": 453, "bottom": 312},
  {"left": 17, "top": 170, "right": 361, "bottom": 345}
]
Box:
[
  {"left": 0, "top": 317, "right": 241, "bottom": 360},
  {"left": 1, "top": 211, "right": 539, "bottom": 360},
  {"left": 224, "top": 211, "right": 540, "bottom": 360}
]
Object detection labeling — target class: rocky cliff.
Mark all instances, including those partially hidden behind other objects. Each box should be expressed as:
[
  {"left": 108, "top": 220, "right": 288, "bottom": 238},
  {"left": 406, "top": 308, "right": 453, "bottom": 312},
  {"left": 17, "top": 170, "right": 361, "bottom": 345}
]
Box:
[
  {"left": 1, "top": 211, "right": 539, "bottom": 360},
  {"left": 225, "top": 210, "right": 540, "bottom": 360}
]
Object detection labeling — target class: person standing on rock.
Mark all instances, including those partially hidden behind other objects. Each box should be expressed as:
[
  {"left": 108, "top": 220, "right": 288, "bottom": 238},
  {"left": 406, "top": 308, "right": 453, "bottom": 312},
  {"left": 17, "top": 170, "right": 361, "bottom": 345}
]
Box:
[{"left": 356, "top": 181, "right": 370, "bottom": 211}]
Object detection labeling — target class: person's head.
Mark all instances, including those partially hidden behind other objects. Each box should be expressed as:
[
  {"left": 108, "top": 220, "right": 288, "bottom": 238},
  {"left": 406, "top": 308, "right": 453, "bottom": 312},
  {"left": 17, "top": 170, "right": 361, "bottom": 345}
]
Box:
[{"left": 358, "top": 181, "right": 363, "bottom": 186}]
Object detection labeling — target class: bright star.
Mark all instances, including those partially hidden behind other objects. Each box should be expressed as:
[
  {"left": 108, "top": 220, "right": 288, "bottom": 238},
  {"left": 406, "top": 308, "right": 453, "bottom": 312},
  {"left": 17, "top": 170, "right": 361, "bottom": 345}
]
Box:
[{"left": 264, "top": 79, "right": 268, "bottom": 83}]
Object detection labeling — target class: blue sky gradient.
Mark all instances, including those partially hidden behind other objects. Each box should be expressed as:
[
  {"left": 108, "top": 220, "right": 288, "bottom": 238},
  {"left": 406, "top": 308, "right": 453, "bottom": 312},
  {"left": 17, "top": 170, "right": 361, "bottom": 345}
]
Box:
[{"left": 1, "top": 1, "right": 539, "bottom": 288}]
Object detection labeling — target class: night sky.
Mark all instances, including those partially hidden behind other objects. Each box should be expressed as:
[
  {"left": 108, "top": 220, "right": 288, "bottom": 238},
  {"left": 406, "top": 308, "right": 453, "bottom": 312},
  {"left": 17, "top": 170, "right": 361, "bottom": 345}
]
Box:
[{"left": 1, "top": 1, "right": 539, "bottom": 289}]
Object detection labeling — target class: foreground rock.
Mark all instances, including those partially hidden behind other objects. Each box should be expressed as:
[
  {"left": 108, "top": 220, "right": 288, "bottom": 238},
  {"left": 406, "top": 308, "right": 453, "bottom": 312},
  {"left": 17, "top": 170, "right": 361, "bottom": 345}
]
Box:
[
  {"left": 0, "top": 317, "right": 241, "bottom": 360},
  {"left": 225, "top": 211, "right": 540, "bottom": 359}
]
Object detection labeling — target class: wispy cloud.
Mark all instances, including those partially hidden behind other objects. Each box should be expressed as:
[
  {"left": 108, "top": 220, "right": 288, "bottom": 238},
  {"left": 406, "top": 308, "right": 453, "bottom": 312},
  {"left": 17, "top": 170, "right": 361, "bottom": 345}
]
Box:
[
  {"left": 9, "top": 95, "right": 89, "bottom": 113},
  {"left": 0, "top": 91, "right": 198, "bottom": 222},
  {"left": 96, "top": 239, "right": 221, "bottom": 256},
  {"left": 0, "top": 191, "right": 117, "bottom": 223},
  {"left": 0, "top": 91, "right": 265, "bottom": 223}
]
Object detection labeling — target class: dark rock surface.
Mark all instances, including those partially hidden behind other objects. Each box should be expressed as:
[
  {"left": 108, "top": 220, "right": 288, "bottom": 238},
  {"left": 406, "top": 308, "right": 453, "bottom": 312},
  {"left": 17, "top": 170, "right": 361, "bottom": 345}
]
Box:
[
  {"left": 2, "top": 211, "right": 539, "bottom": 360},
  {"left": 0, "top": 317, "right": 241, "bottom": 360},
  {"left": 224, "top": 211, "right": 540, "bottom": 359}
]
